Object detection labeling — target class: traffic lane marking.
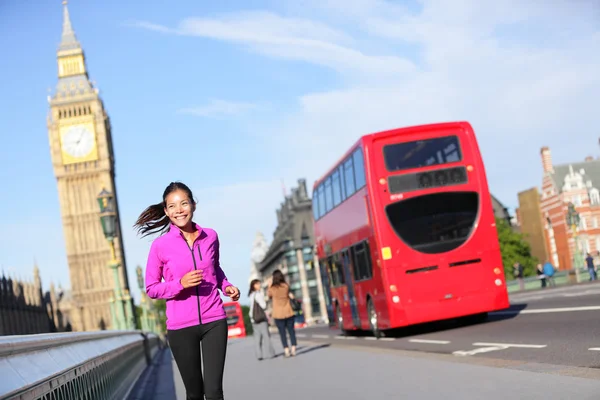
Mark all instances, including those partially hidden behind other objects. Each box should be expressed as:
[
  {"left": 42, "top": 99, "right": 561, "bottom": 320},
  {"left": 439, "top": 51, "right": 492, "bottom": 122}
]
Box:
[
  {"left": 472, "top": 342, "right": 547, "bottom": 349},
  {"left": 409, "top": 339, "right": 451, "bottom": 344},
  {"left": 492, "top": 305, "right": 600, "bottom": 315},
  {"left": 453, "top": 342, "right": 547, "bottom": 357},
  {"left": 588, "top": 348, "right": 600, "bottom": 351},
  {"left": 453, "top": 346, "right": 508, "bottom": 356}
]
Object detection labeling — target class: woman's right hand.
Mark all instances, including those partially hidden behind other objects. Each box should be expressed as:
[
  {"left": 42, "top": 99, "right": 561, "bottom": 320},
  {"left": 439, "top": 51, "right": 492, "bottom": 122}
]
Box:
[{"left": 180, "top": 270, "right": 203, "bottom": 288}]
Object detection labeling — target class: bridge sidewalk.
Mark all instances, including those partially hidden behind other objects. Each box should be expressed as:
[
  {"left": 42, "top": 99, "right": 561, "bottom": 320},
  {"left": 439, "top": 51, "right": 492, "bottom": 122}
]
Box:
[{"left": 137, "top": 336, "right": 598, "bottom": 400}]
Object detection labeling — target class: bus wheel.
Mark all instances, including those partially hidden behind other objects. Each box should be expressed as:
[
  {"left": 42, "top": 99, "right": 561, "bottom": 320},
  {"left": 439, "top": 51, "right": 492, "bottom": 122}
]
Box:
[{"left": 368, "top": 299, "right": 382, "bottom": 339}]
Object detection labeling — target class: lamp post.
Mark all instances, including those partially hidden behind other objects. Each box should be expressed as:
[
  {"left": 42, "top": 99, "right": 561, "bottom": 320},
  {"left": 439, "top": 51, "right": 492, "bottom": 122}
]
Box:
[
  {"left": 566, "top": 202, "right": 584, "bottom": 282},
  {"left": 136, "top": 265, "right": 151, "bottom": 332},
  {"left": 97, "top": 188, "right": 133, "bottom": 330}
]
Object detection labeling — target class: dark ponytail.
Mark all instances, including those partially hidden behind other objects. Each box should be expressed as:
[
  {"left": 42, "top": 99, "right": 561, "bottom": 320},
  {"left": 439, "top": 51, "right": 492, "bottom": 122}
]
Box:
[
  {"left": 134, "top": 181, "right": 196, "bottom": 238},
  {"left": 134, "top": 202, "right": 169, "bottom": 237}
]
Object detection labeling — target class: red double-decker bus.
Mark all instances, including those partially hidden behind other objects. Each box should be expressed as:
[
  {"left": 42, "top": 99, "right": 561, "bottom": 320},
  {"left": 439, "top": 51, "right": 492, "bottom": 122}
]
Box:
[
  {"left": 223, "top": 301, "right": 247, "bottom": 339},
  {"left": 312, "top": 121, "right": 509, "bottom": 337}
]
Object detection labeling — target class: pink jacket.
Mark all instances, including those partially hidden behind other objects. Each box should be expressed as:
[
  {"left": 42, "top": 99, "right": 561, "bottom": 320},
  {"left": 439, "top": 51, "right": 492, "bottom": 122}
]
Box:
[{"left": 145, "top": 223, "right": 233, "bottom": 330}]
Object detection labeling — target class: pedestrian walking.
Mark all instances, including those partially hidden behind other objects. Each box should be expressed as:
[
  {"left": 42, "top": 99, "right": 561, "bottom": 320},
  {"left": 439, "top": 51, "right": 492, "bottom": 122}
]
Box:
[
  {"left": 536, "top": 263, "right": 546, "bottom": 288},
  {"left": 248, "top": 279, "right": 276, "bottom": 361},
  {"left": 134, "top": 181, "right": 240, "bottom": 400},
  {"left": 543, "top": 260, "right": 556, "bottom": 287},
  {"left": 267, "top": 269, "right": 298, "bottom": 358},
  {"left": 513, "top": 262, "right": 524, "bottom": 290},
  {"left": 586, "top": 253, "right": 597, "bottom": 281}
]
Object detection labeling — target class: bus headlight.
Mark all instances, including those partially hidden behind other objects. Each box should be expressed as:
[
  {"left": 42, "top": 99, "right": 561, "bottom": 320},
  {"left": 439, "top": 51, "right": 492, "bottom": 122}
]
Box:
[
  {"left": 392, "top": 296, "right": 400, "bottom": 303},
  {"left": 494, "top": 268, "right": 501, "bottom": 275},
  {"left": 494, "top": 279, "right": 502, "bottom": 286}
]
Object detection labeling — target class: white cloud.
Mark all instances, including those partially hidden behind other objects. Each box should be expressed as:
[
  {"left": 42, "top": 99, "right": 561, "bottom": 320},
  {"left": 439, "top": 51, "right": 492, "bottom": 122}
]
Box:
[
  {"left": 131, "top": 11, "right": 415, "bottom": 78},
  {"left": 177, "top": 99, "right": 260, "bottom": 118}
]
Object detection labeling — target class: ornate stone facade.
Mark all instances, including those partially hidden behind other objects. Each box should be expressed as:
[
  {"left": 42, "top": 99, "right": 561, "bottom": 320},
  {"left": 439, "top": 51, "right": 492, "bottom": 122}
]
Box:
[
  {"left": 257, "top": 179, "right": 328, "bottom": 324},
  {"left": 0, "top": 265, "right": 72, "bottom": 335}
]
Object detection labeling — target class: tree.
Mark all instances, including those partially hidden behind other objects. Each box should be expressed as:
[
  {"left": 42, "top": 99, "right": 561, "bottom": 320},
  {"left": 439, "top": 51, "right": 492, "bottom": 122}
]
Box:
[
  {"left": 241, "top": 305, "right": 253, "bottom": 336},
  {"left": 496, "top": 217, "right": 538, "bottom": 278},
  {"left": 153, "top": 299, "right": 167, "bottom": 334}
]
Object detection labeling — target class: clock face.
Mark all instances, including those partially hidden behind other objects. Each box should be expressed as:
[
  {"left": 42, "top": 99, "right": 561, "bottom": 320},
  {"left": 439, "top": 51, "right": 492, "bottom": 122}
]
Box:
[{"left": 62, "top": 125, "right": 95, "bottom": 158}]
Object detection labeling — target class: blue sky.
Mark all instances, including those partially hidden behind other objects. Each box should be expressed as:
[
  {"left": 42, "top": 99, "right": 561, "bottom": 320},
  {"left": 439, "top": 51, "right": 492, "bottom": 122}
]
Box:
[{"left": 0, "top": 0, "right": 598, "bottom": 305}]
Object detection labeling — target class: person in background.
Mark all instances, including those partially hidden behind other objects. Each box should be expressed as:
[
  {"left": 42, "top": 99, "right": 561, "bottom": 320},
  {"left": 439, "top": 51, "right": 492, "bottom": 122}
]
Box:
[
  {"left": 248, "top": 279, "right": 276, "bottom": 361},
  {"left": 513, "top": 262, "right": 524, "bottom": 291},
  {"left": 586, "top": 253, "right": 597, "bottom": 281},
  {"left": 267, "top": 269, "right": 297, "bottom": 358},
  {"left": 134, "top": 181, "right": 240, "bottom": 400},
  {"left": 543, "top": 260, "right": 556, "bottom": 287},
  {"left": 536, "top": 263, "right": 546, "bottom": 288}
]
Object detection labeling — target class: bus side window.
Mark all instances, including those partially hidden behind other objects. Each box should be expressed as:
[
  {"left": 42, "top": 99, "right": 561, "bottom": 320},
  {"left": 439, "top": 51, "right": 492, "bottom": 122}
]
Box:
[
  {"left": 327, "top": 257, "right": 337, "bottom": 286},
  {"left": 338, "top": 165, "right": 347, "bottom": 202},
  {"left": 353, "top": 148, "right": 366, "bottom": 189},
  {"left": 344, "top": 157, "right": 355, "bottom": 197},
  {"left": 352, "top": 241, "right": 373, "bottom": 281},
  {"left": 313, "top": 184, "right": 320, "bottom": 220},
  {"left": 324, "top": 176, "right": 333, "bottom": 212},
  {"left": 318, "top": 184, "right": 325, "bottom": 218},
  {"left": 331, "top": 169, "right": 342, "bottom": 207}
]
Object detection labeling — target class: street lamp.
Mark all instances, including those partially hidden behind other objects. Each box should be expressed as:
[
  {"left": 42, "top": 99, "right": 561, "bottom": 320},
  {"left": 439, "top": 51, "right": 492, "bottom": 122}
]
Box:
[
  {"left": 97, "top": 188, "right": 134, "bottom": 330},
  {"left": 136, "top": 265, "right": 151, "bottom": 332},
  {"left": 566, "top": 202, "right": 584, "bottom": 281}
]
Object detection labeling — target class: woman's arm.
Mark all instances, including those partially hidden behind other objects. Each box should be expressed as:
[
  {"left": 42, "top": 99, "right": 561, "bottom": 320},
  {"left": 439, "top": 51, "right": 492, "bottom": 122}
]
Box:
[{"left": 146, "top": 242, "right": 184, "bottom": 299}]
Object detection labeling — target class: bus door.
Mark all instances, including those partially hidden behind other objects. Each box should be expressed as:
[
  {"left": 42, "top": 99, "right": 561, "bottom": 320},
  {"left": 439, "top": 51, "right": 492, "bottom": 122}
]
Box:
[
  {"left": 342, "top": 249, "right": 360, "bottom": 327},
  {"left": 319, "top": 258, "right": 335, "bottom": 326}
]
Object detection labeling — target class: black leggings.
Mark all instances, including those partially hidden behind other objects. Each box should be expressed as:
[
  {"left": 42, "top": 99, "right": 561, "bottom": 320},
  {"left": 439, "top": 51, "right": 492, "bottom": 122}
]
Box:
[{"left": 167, "top": 318, "right": 228, "bottom": 400}]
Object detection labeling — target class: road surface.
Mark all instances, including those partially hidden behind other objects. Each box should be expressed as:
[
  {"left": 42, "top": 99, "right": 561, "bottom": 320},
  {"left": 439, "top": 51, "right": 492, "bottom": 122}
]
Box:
[{"left": 298, "top": 282, "right": 600, "bottom": 368}]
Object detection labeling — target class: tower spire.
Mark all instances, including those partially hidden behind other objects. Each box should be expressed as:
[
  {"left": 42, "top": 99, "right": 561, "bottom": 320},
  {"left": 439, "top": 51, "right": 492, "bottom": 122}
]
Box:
[{"left": 59, "top": 0, "right": 80, "bottom": 52}]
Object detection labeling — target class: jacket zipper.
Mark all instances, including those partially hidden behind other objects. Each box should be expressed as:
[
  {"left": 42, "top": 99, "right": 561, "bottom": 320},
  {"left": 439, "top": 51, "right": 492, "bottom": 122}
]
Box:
[{"left": 182, "top": 233, "right": 202, "bottom": 324}]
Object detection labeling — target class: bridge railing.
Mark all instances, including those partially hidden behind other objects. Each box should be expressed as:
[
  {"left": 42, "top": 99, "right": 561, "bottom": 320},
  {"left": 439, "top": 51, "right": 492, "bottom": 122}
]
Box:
[
  {"left": 0, "top": 330, "right": 162, "bottom": 400},
  {"left": 506, "top": 269, "right": 593, "bottom": 293}
]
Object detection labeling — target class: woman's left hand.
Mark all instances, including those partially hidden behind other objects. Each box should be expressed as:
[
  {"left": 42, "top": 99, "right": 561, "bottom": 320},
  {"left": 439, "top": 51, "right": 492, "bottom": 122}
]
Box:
[{"left": 224, "top": 286, "right": 240, "bottom": 301}]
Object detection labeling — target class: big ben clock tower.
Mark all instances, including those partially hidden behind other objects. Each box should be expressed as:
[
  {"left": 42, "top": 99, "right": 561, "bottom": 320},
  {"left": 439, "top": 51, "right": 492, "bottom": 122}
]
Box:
[{"left": 47, "top": 1, "right": 134, "bottom": 331}]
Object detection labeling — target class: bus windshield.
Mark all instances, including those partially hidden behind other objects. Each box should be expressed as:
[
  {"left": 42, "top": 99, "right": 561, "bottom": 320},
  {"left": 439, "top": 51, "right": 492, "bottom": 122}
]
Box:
[
  {"left": 385, "top": 192, "right": 478, "bottom": 254},
  {"left": 224, "top": 305, "right": 240, "bottom": 326},
  {"left": 383, "top": 135, "right": 462, "bottom": 172}
]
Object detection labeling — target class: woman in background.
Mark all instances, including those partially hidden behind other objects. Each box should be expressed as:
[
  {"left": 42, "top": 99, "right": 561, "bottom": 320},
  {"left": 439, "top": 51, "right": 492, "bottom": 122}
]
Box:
[
  {"left": 248, "top": 279, "right": 276, "bottom": 361},
  {"left": 267, "top": 269, "right": 297, "bottom": 357}
]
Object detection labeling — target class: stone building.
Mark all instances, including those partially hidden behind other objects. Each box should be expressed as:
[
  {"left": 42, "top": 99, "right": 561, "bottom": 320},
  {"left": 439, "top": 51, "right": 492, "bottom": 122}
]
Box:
[
  {"left": 537, "top": 145, "right": 600, "bottom": 270},
  {"left": 256, "top": 179, "right": 328, "bottom": 324},
  {"left": 0, "top": 264, "right": 72, "bottom": 335},
  {"left": 515, "top": 187, "right": 550, "bottom": 264}
]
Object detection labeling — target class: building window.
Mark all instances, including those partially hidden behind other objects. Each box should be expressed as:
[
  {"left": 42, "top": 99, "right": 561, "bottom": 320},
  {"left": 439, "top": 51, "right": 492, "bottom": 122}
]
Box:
[
  {"left": 581, "top": 217, "right": 587, "bottom": 230},
  {"left": 590, "top": 189, "right": 600, "bottom": 206},
  {"left": 582, "top": 238, "right": 590, "bottom": 253},
  {"left": 594, "top": 218, "right": 599, "bottom": 229}
]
